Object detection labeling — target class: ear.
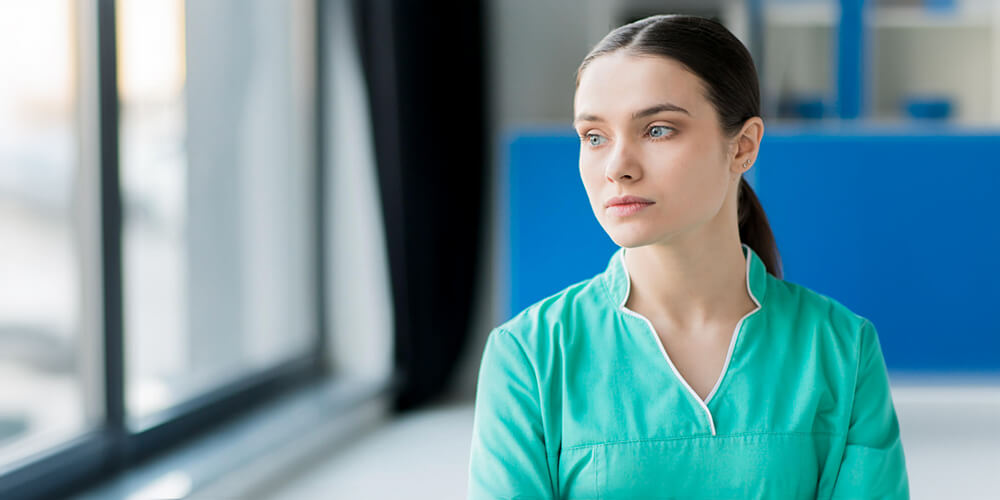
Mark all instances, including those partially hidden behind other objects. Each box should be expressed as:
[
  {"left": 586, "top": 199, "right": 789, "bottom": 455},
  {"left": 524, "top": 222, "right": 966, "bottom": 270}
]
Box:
[{"left": 729, "top": 117, "right": 764, "bottom": 177}]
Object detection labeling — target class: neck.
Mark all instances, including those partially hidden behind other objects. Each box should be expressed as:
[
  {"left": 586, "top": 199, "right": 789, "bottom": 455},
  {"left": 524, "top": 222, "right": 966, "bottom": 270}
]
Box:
[{"left": 623, "top": 233, "right": 755, "bottom": 333}]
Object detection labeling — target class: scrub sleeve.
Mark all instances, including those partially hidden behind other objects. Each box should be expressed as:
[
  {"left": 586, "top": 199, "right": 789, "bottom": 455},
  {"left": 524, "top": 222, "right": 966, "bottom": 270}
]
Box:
[
  {"left": 828, "top": 320, "right": 909, "bottom": 498},
  {"left": 468, "top": 328, "right": 557, "bottom": 499}
]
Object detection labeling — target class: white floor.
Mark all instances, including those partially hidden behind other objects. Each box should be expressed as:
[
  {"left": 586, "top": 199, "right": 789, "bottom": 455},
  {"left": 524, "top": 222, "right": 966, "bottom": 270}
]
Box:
[
  {"left": 256, "top": 384, "right": 1000, "bottom": 500},
  {"left": 256, "top": 399, "right": 475, "bottom": 500}
]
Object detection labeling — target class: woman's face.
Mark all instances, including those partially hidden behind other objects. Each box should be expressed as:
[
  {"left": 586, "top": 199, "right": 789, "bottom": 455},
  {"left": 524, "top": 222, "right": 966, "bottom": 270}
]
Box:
[{"left": 573, "top": 52, "right": 742, "bottom": 249}]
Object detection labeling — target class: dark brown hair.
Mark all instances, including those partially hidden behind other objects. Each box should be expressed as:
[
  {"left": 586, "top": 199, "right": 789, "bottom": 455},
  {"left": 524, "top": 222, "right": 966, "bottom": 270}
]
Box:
[{"left": 576, "top": 14, "right": 782, "bottom": 279}]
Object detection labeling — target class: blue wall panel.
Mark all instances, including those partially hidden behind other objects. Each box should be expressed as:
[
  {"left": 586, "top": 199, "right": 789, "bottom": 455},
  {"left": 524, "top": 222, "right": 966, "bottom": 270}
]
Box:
[
  {"left": 757, "top": 126, "right": 1000, "bottom": 373},
  {"left": 507, "top": 125, "right": 1000, "bottom": 374},
  {"left": 507, "top": 133, "right": 616, "bottom": 317}
]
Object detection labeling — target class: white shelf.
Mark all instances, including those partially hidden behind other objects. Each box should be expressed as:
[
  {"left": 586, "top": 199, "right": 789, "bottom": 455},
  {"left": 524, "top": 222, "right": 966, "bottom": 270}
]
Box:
[
  {"left": 765, "top": 3, "right": 835, "bottom": 27},
  {"left": 765, "top": 2, "right": 996, "bottom": 29},
  {"left": 762, "top": 0, "right": 1000, "bottom": 123},
  {"left": 873, "top": 6, "right": 994, "bottom": 29}
]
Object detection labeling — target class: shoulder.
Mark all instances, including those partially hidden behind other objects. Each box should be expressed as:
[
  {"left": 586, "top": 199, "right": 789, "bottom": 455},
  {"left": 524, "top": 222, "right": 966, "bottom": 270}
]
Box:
[
  {"left": 491, "top": 272, "right": 611, "bottom": 360},
  {"left": 765, "top": 273, "right": 872, "bottom": 347}
]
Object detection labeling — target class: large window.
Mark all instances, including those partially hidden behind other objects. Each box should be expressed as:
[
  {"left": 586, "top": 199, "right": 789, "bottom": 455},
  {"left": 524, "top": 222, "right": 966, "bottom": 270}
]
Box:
[
  {"left": 117, "top": 0, "right": 317, "bottom": 424},
  {"left": 0, "top": 1, "right": 325, "bottom": 498}
]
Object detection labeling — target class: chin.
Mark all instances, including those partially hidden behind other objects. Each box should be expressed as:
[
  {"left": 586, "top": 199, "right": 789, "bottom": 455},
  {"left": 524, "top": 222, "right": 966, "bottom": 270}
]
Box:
[{"left": 602, "top": 224, "right": 661, "bottom": 249}]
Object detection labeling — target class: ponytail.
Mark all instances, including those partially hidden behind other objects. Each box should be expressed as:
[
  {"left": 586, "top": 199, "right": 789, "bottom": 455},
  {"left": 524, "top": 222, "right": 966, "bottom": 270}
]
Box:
[{"left": 738, "top": 177, "right": 782, "bottom": 279}]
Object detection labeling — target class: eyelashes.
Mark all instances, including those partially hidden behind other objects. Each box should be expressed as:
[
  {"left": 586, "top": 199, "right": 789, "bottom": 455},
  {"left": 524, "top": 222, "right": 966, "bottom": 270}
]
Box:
[
  {"left": 579, "top": 125, "right": 676, "bottom": 148},
  {"left": 582, "top": 133, "right": 608, "bottom": 147},
  {"left": 646, "top": 125, "right": 675, "bottom": 139}
]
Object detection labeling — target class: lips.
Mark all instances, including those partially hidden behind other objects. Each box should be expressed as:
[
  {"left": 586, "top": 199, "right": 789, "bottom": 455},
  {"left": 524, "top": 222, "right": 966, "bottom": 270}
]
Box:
[
  {"left": 605, "top": 195, "right": 655, "bottom": 217},
  {"left": 605, "top": 195, "right": 655, "bottom": 208}
]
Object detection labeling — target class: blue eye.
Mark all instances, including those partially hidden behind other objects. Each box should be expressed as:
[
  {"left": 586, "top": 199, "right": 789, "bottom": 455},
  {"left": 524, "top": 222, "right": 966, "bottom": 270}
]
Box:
[
  {"left": 584, "top": 133, "right": 608, "bottom": 147},
  {"left": 648, "top": 125, "right": 674, "bottom": 138}
]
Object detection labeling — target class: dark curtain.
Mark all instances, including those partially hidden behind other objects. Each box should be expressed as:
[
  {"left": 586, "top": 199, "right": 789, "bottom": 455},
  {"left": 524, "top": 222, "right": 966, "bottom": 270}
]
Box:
[{"left": 352, "top": 0, "right": 488, "bottom": 412}]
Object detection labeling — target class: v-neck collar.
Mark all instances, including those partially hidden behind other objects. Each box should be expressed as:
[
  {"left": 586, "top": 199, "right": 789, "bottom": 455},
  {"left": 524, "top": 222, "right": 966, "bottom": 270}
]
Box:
[
  {"left": 602, "top": 242, "right": 769, "bottom": 312},
  {"left": 599, "top": 242, "right": 769, "bottom": 436}
]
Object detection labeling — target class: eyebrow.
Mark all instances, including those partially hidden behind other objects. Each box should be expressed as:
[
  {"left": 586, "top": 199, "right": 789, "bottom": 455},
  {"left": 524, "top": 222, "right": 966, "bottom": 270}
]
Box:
[{"left": 573, "top": 103, "right": 691, "bottom": 124}]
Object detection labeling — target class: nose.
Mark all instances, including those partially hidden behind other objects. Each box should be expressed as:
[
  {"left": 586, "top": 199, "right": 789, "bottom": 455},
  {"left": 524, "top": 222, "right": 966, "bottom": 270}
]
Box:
[{"left": 604, "top": 140, "right": 640, "bottom": 183}]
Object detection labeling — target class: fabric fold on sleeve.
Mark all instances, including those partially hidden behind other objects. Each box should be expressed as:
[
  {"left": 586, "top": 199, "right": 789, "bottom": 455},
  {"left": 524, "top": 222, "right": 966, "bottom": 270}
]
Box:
[{"left": 829, "top": 319, "right": 910, "bottom": 499}]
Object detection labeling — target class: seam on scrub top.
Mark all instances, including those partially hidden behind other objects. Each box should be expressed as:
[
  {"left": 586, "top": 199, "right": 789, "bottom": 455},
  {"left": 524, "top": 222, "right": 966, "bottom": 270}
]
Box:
[
  {"left": 843, "top": 319, "right": 869, "bottom": 435},
  {"left": 594, "top": 444, "right": 599, "bottom": 499},
  {"left": 493, "top": 327, "right": 544, "bottom": 404},
  {"left": 493, "top": 328, "right": 556, "bottom": 461},
  {"left": 559, "top": 431, "right": 845, "bottom": 452}
]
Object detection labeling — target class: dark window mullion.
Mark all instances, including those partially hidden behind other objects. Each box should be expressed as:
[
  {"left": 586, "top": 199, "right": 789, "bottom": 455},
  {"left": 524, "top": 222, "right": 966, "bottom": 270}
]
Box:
[
  {"left": 314, "top": 0, "right": 331, "bottom": 370},
  {"left": 97, "top": 0, "right": 126, "bottom": 468}
]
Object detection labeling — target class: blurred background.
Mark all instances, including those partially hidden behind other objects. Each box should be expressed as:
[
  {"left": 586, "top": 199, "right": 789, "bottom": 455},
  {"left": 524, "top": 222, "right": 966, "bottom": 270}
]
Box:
[{"left": 0, "top": 0, "right": 997, "bottom": 499}]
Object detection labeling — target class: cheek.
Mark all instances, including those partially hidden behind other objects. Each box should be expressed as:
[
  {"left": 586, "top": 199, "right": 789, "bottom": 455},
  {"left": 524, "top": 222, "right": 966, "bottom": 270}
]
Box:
[
  {"left": 579, "top": 158, "right": 604, "bottom": 202},
  {"left": 684, "top": 161, "right": 731, "bottom": 212},
  {"left": 648, "top": 149, "right": 728, "bottom": 210}
]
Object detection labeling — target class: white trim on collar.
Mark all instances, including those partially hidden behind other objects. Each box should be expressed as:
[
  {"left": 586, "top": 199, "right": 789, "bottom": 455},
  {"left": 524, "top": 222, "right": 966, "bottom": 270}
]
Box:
[{"left": 616, "top": 243, "right": 764, "bottom": 436}]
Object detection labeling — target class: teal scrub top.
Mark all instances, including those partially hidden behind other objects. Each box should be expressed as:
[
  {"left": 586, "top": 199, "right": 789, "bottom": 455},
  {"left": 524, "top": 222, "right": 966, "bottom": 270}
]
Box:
[{"left": 468, "top": 244, "right": 909, "bottom": 499}]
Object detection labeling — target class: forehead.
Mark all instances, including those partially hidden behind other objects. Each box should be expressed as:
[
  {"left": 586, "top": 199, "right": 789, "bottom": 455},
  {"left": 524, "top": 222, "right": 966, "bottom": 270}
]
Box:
[{"left": 574, "top": 52, "right": 707, "bottom": 118}]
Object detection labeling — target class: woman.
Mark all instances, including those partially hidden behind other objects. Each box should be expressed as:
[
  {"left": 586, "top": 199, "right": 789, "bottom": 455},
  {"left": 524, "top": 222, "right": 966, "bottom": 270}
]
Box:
[{"left": 468, "top": 14, "right": 908, "bottom": 499}]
